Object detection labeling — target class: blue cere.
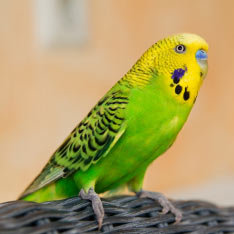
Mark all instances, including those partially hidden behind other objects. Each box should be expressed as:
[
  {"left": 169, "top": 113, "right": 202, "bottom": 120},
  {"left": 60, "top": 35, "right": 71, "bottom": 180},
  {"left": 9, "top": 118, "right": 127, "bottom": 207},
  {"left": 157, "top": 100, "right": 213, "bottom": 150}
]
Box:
[{"left": 196, "top": 50, "right": 207, "bottom": 60}]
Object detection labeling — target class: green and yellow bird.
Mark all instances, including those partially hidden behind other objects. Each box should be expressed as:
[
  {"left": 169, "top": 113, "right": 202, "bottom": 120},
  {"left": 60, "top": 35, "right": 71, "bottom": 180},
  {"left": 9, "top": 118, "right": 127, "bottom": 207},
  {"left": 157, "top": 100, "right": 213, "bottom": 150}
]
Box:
[{"left": 20, "top": 33, "right": 208, "bottom": 228}]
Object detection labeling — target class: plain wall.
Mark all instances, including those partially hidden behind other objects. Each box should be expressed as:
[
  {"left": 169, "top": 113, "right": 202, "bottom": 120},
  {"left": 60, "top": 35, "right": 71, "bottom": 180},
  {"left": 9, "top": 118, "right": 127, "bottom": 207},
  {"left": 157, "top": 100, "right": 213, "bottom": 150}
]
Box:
[{"left": 0, "top": 0, "right": 234, "bottom": 202}]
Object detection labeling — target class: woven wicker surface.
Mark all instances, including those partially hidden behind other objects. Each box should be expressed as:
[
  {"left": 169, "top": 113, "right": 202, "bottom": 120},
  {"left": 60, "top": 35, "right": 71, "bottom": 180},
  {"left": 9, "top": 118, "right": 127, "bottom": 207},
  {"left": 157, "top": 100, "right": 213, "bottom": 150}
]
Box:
[{"left": 0, "top": 195, "right": 234, "bottom": 234}]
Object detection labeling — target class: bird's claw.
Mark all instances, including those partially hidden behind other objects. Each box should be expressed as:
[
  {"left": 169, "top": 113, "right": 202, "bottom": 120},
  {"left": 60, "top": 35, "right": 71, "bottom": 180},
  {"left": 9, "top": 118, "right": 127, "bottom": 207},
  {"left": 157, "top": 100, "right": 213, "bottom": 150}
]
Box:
[
  {"left": 137, "top": 190, "right": 182, "bottom": 223},
  {"left": 79, "top": 187, "right": 104, "bottom": 229}
]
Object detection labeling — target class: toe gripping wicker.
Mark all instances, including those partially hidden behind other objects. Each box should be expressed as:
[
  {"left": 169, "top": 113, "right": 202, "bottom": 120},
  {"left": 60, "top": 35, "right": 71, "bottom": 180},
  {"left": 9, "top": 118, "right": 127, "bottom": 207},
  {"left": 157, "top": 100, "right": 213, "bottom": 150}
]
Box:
[{"left": 0, "top": 196, "right": 234, "bottom": 234}]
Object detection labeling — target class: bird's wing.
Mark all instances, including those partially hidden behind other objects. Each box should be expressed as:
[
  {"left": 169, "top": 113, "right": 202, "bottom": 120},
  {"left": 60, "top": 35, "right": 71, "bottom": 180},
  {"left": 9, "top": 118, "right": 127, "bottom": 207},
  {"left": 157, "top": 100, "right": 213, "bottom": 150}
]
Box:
[{"left": 20, "top": 89, "right": 129, "bottom": 198}]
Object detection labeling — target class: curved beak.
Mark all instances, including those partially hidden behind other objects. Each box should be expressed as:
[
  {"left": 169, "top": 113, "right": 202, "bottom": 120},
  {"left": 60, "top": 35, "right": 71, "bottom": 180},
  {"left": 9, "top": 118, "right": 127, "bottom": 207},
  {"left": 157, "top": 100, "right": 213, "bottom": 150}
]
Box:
[{"left": 196, "top": 50, "right": 208, "bottom": 78}]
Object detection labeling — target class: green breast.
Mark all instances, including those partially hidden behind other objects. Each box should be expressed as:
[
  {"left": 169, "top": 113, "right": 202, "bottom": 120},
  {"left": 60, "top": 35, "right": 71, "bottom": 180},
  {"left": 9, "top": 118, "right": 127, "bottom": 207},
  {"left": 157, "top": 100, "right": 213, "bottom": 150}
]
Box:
[{"left": 92, "top": 81, "right": 192, "bottom": 192}]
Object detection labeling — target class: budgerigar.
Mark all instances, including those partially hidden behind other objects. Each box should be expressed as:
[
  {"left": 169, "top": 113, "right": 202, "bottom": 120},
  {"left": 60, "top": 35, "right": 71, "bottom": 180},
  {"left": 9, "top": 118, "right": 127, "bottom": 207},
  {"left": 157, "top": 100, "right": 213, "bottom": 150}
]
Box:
[{"left": 20, "top": 33, "right": 208, "bottom": 228}]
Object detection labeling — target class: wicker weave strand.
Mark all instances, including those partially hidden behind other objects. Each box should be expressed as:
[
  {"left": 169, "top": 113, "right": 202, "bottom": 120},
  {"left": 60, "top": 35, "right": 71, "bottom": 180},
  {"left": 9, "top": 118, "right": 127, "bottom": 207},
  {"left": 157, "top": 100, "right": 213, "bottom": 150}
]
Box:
[{"left": 0, "top": 195, "right": 234, "bottom": 234}]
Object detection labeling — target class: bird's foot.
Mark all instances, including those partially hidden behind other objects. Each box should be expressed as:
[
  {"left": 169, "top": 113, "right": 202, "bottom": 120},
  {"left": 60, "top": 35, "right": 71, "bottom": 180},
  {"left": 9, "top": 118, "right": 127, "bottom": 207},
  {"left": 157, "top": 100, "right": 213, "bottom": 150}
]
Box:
[
  {"left": 79, "top": 187, "right": 104, "bottom": 229},
  {"left": 136, "top": 190, "right": 182, "bottom": 223}
]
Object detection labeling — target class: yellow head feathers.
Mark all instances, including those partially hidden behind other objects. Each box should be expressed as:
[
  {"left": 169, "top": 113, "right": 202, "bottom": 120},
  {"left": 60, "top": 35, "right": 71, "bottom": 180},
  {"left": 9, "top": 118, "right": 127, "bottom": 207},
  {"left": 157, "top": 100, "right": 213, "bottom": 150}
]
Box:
[
  {"left": 123, "top": 33, "right": 208, "bottom": 104},
  {"left": 153, "top": 33, "right": 208, "bottom": 79}
]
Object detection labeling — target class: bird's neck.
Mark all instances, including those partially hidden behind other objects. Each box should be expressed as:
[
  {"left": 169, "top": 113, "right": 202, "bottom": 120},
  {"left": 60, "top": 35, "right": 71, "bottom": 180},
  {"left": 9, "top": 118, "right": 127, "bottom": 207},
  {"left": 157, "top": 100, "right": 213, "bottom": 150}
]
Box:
[{"left": 120, "top": 51, "right": 156, "bottom": 87}]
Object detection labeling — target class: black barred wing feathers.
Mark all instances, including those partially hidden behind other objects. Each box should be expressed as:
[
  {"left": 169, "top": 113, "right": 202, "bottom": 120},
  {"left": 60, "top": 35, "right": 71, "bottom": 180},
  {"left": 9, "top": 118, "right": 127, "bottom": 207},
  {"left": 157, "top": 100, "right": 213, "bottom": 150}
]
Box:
[{"left": 20, "top": 90, "right": 129, "bottom": 198}]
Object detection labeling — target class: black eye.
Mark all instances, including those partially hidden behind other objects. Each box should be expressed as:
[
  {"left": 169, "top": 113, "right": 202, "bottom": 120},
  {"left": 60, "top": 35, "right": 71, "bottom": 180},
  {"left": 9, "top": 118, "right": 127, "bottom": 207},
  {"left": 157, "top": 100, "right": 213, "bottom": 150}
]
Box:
[{"left": 175, "top": 44, "right": 186, "bottom": 53}]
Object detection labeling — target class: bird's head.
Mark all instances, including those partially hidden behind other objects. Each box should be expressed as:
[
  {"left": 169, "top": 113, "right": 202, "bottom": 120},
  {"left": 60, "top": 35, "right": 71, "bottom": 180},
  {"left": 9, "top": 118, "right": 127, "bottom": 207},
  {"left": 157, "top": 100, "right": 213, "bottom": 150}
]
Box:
[
  {"left": 126, "top": 33, "right": 208, "bottom": 105},
  {"left": 153, "top": 33, "right": 208, "bottom": 104}
]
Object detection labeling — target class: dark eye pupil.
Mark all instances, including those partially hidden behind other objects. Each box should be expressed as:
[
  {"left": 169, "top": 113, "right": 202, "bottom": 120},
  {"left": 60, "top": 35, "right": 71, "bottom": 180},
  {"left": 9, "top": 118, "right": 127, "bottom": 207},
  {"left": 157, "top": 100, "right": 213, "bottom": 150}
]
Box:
[{"left": 175, "top": 44, "right": 185, "bottom": 53}]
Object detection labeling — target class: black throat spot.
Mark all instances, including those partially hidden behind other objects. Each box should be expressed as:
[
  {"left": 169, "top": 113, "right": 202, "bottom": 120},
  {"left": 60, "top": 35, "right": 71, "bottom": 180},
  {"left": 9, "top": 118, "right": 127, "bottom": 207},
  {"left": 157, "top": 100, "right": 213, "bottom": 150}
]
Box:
[{"left": 183, "top": 87, "right": 190, "bottom": 101}]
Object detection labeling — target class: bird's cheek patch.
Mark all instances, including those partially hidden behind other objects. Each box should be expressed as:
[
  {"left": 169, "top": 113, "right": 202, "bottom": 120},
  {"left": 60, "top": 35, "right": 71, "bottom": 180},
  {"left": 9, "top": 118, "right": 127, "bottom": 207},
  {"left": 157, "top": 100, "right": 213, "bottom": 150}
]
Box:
[
  {"left": 171, "top": 67, "right": 187, "bottom": 84},
  {"left": 169, "top": 67, "right": 191, "bottom": 102}
]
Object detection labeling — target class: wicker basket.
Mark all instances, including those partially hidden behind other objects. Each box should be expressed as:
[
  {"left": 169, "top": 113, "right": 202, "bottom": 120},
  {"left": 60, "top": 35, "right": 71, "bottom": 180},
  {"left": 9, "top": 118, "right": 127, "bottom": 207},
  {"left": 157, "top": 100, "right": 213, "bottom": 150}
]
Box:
[{"left": 0, "top": 195, "right": 234, "bottom": 233}]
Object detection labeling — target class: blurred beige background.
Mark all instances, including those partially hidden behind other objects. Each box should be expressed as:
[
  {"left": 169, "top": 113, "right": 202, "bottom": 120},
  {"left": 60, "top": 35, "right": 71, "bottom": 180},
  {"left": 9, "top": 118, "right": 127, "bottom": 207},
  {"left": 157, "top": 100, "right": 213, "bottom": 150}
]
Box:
[{"left": 1, "top": 0, "right": 234, "bottom": 203}]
